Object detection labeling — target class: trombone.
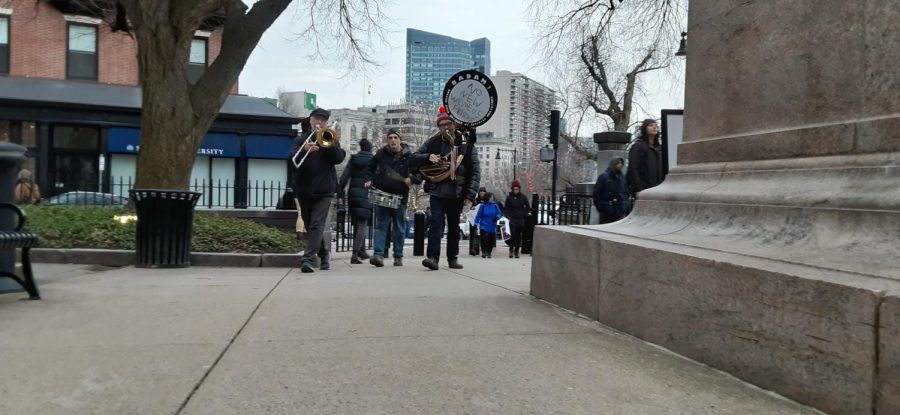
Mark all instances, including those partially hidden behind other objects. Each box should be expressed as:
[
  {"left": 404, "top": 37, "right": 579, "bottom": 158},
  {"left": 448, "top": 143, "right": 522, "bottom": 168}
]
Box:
[{"left": 292, "top": 122, "right": 339, "bottom": 168}]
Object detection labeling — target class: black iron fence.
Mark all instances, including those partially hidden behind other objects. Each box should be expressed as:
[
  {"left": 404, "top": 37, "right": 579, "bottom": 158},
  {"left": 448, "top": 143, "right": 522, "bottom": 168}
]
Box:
[
  {"left": 531, "top": 192, "right": 595, "bottom": 226},
  {"left": 52, "top": 177, "right": 294, "bottom": 209}
]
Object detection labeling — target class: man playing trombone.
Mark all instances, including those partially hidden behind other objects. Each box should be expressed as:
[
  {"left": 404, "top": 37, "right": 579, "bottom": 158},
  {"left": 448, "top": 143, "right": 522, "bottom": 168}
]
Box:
[{"left": 290, "top": 108, "right": 346, "bottom": 273}]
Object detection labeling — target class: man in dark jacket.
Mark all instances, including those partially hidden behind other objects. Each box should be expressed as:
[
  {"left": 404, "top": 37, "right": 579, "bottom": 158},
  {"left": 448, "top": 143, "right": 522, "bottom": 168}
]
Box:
[
  {"left": 410, "top": 112, "right": 480, "bottom": 270},
  {"left": 503, "top": 180, "right": 530, "bottom": 258},
  {"left": 365, "top": 129, "right": 421, "bottom": 267},
  {"left": 627, "top": 118, "right": 664, "bottom": 197},
  {"left": 290, "top": 108, "right": 346, "bottom": 273},
  {"left": 338, "top": 138, "right": 374, "bottom": 264},
  {"left": 594, "top": 157, "right": 632, "bottom": 223}
]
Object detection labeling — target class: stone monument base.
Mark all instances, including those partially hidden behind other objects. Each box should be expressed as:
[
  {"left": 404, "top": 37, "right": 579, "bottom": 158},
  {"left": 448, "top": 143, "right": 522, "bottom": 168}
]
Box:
[{"left": 531, "top": 153, "right": 900, "bottom": 415}]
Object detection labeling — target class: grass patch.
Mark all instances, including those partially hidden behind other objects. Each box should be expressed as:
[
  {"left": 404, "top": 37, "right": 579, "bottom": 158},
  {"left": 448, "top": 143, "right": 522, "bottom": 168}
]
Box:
[{"left": 22, "top": 205, "right": 303, "bottom": 254}]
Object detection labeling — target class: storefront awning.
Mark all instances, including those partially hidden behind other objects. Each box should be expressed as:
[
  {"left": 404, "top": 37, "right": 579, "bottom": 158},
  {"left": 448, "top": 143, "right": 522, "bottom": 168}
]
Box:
[
  {"left": 108, "top": 127, "right": 241, "bottom": 157},
  {"left": 245, "top": 135, "right": 294, "bottom": 159}
]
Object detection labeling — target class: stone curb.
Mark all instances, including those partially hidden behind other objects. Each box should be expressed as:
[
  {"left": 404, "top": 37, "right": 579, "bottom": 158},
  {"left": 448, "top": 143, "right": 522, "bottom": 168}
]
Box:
[{"left": 30, "top": 248, "right": 301, "bottom": 268}]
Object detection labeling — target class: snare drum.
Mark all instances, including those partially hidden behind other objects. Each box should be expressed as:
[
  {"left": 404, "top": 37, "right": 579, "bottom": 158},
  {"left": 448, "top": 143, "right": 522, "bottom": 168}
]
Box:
[{"left": 368, "top": 188, "right": 402, "bottom": 209}]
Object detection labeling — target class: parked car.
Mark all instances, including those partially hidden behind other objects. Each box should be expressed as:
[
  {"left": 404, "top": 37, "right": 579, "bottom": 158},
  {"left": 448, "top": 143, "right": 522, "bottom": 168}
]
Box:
[{"left": 45, "top": 191, "right": 128, "bottom": 206}]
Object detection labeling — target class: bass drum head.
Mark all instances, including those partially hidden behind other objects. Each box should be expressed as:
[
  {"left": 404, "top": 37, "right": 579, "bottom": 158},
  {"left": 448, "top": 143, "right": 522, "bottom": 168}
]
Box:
[{"left": 442, "top": 70, "right": 498, "bottom": 128}]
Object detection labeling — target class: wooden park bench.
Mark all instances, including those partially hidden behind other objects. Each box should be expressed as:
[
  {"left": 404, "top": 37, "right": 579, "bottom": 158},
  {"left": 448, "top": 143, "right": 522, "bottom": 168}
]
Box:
[{"left": 0, "top": 202, "right": 39, "bottom": 299}]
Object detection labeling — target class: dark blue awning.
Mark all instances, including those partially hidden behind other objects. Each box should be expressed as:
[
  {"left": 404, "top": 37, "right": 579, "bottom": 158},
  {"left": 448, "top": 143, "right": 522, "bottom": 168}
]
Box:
[
  {"left": 108, "top": 127, "right": 241, "bottom": 157},
  {"left": 245, "top": 135, "right": 293, "bottom": 159}
]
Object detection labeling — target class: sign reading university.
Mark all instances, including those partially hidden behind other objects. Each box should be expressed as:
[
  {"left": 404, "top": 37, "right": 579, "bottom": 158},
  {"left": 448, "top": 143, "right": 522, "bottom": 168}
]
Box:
[
  {"left": 442, "top": 70, "right": 497, "bottom": 128},
  {"left": 107, "top": 128, "right": 240, "bottom": 158}
]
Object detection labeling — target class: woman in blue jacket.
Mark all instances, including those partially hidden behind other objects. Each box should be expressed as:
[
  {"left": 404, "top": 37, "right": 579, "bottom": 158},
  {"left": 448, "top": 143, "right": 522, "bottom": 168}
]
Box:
[{"left": 475, "top": 192, "right": 503, "bottom": 258}]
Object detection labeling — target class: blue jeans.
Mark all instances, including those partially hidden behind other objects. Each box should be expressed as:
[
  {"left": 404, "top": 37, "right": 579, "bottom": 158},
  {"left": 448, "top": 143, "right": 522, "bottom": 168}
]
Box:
[{"left": 374, "top": 201, "right": 408, "bottom": 258}]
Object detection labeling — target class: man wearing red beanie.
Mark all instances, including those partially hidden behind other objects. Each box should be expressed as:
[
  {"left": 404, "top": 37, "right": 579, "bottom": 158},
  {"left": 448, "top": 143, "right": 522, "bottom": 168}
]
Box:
[{"left": 410, "top": 109, "right": 481, "bottom": 270}]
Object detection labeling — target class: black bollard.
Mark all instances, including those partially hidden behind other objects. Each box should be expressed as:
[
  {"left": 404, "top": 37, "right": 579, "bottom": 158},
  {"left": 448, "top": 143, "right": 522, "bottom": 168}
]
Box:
[{"left": 413, "top": 211, "right": 426, "bottom": 256}]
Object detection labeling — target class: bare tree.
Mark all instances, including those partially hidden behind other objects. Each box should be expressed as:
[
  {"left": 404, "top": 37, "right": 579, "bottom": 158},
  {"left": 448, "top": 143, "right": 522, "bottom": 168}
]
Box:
[
  {"left": 63, "top": 0, "right": 389, "bottom": 191},
  {"left": 530, "top": 0, "right": 685, "bottom": 132}
]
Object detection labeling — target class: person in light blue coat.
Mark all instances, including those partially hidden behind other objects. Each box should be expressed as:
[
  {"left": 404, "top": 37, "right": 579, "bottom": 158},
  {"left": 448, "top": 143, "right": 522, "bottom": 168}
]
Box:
[{"left": 475, "top": 192, "right": 503, "bottom": 258}]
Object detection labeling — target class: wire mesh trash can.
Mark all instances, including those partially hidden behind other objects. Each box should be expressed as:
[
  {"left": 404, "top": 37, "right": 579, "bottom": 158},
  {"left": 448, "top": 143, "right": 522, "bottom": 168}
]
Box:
[{"left": 130, "top": 189, "right": 202, "bottom": 268}]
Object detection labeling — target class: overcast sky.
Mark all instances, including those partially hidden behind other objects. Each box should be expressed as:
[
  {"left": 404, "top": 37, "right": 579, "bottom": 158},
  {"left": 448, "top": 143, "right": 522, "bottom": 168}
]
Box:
[{"left": 238, "top": 0, "right": 684, "bottom": 135}]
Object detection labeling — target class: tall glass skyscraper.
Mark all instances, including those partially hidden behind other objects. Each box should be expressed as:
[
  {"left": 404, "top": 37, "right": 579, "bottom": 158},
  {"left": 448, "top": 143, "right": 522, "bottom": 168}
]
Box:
[{"left": 405, "top": 29, "right": 491, "bottom": 108}]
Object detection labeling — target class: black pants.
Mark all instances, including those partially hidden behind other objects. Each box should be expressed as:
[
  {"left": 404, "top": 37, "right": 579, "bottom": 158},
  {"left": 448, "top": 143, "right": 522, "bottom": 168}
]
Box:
[
  {"left": 479, "top": 231, "right": 496, "bottom": 256},
  {"left": 508, "top": 221, "right": 524, "bottom": 250},
  {"left": 299, "top": 196, "right": 332, "bottom": 262},
  {"left": 426, "top": 196, "right": 464, "bottom": 260},
  {"left": 351, "top": 216, "right": 368, "bottom": 257},
  {"left": 469, "top": 224, "right": 479, "bottom": 255}
]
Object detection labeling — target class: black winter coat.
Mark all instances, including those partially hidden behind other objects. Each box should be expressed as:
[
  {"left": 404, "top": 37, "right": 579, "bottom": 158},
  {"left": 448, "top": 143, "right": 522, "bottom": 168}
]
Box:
[
  {"left": 339, "top": 151, "right": 373, "bottom": 220},
  {"left": 410, "top": 132, "right": 481, "bottom": 200},
  {"left": 627, "top": 138, "right": 663, "bottom": 194},
  {"left": 367, "top": 144, "right": 420, "bottom": 202},
  {"left": 504, "top": 193, "right": 531, "bottom": 226},
  {"left": 290, "top": 134, "right": 347, "bottom": 199},
  {"left": 593, "top": 168, "right": 631, "bottom": 221}
]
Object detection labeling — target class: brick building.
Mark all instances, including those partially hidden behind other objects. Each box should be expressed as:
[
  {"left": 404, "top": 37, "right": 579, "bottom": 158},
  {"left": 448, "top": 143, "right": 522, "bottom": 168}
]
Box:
[{"left": 0, "top": 0, "right": 298, "bottom": 208}]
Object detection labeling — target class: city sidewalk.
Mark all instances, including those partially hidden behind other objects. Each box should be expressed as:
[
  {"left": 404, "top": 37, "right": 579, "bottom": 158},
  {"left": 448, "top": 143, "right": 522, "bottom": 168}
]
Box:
[{"left": 0, "top": 256, "right": 819, "bottom": 414}]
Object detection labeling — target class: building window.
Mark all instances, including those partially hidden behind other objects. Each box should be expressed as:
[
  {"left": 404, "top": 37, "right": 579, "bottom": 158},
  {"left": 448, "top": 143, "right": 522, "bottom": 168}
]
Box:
[
  {"left": 67, "top": 24, "right": 97, "bottom": 80},
  {"left": 0, "top": 16, "right": 8, "bottom": 75},
  {"left": 188, "top": 38, "right": 207, "bottom": 84}
]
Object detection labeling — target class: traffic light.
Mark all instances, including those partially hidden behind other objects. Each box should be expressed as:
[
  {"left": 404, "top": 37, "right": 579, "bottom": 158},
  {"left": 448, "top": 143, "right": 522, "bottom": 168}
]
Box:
[{"left": 549, "top": 110, "right": 560, "bottom": 147}]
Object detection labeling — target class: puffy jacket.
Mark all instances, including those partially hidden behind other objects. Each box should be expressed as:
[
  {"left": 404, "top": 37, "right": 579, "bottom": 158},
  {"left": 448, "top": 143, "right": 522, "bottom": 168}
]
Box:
[
  {"left": 594, "top": 165, "right": 632, "bottom": 221},
  {"left": 367, "top": 143, "right": 421, "bottom": 201},
  {"left": 626, "top": 137, "right": 663, "bottom": 194},
  {"left": 339, "top": 151, "right": 373, "bottom": 220},
  {"left": 410, "top": 132, "right": 480, "bottom": 200},
  {"left": 475, "top": 201, "right": 503, "bottom": 234},
  {"left": 504, "top": 193, "right": 531, "bottom": 226},
  {"left": 290, "top": 133, "right": 347, "bottom": 199}
]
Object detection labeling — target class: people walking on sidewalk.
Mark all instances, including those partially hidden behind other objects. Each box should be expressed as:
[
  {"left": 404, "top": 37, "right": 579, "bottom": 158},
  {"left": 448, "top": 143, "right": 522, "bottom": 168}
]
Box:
[
  {"left": 627, "top": 118, "right": 663, "bottom": 199},
  {"left": 503, "top": 180, "right": 530, "bottom": 258},
  {"left": 469, "top": 186, "right": 487, "bottom": 256},
  {"left": 366, "top": 129, "right": 420, "bottom": 267},
  {"left": 14, "top": 169, "right": 41, "bottom": 205},
  {"left": 593, "top": 157, "right": 632, "bottom": 224},
  {"left": 290, "top": 108, "right": 346, "bottom": 273},
  {"left": 411, "top": 109, "right": 481, "bottom": 271},
  {"left": 475, "top": 192, "right": 503, "bottom": 258},
  {"left": 338, "top": 138, "right": 374, "bottom": 264}
]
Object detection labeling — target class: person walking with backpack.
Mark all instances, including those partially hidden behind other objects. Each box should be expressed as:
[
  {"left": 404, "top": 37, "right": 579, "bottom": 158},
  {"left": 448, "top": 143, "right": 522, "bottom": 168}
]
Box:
[
  {"left": 475, "top": 192, "right": 503, "bottom": 258},
  {"left": 14, "top": 169, "right": 41, "bottom": 205}
]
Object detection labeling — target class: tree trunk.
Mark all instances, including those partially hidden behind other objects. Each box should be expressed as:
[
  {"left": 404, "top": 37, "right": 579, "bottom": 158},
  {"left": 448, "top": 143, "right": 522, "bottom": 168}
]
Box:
[{"left": 130, "top": 14, "right": 207, "bottom": 191}]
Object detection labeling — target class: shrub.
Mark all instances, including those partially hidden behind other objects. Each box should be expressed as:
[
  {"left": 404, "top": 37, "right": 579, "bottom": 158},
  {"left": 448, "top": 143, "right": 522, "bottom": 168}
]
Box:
[{"left": 22, "top": 205, "right": 303, "bottom": 254}]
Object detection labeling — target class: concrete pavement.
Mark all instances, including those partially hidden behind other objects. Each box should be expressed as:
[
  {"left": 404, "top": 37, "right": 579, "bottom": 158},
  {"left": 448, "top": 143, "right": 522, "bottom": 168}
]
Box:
[{"left": 1, "top": 256, "right": 820, "bottom": 414}]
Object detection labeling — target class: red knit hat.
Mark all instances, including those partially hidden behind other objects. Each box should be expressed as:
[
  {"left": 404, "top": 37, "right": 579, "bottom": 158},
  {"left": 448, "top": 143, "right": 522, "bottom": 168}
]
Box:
[
  {"left": 511, "top": 180, "right": 521, "bottom": 189},
  {"left": 436, "top": 106, "right": 452, "bottom": 126}
]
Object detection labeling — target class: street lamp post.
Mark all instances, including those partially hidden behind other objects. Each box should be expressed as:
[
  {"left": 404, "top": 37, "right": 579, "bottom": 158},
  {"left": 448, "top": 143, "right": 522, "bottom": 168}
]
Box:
[{"left": 495, "top": 148, "right": 517, "bottom": 181}]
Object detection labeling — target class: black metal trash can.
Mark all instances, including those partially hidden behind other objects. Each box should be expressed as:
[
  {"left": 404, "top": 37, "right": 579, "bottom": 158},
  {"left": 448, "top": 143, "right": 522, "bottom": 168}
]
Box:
[
  {"left": 129, "top": 189, "right": 202, "bottom": 268},
  {"left": 413, "top": 211, "right": 426, "bottom": 256}
]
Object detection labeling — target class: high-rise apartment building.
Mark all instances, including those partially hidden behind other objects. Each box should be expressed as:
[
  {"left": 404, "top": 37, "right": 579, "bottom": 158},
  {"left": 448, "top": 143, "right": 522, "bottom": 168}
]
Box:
[
  {"left": 479, "top": 71, "right": 557, "bottom": 194},
  {"left": 405, "top": 29, "right": 491, "bottom": 108}
]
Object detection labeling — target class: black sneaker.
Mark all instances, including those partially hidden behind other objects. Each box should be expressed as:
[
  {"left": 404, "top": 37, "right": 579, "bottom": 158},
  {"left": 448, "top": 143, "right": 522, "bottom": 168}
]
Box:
[
  {"left": 394, "top": 257, "right": 403, "bottom": 266},
  {"left": 350, "top": 257, "right": 362, "bottom": 264},
  {"left": 448, "top": 258, "right": 463, "bottom": 269},
  {"left": 422, "top": 257, "right": 439, "bottom": 270},
  {"left": 370, "top": 255, "right": 385, "bottom": 267},
  {"left": 301, "top": 260, "right": 315, "bottom": 273}
]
